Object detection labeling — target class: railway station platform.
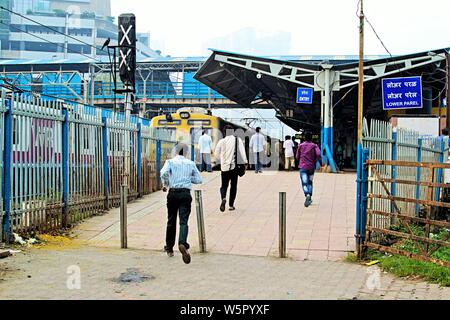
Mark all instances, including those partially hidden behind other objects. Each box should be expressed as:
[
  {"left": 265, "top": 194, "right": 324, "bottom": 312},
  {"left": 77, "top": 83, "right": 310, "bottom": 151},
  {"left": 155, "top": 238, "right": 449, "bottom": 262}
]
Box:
[{"left": 74, "top": 171, "right": 356, "bottom": 262}]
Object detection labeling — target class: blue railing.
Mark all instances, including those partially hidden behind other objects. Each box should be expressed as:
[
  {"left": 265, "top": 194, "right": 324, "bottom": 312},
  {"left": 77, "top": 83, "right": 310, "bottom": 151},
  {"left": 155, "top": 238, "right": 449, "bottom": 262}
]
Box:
[{"left": 2, "top": 80, "right": 226, "bottom": 102}]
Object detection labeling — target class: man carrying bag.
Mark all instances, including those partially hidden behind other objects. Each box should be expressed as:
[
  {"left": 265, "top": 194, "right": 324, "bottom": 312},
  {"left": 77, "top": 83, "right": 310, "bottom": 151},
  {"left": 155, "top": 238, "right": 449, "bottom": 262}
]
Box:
[{"left": 215, "top": 125, "right": 248, "bottom": 212}]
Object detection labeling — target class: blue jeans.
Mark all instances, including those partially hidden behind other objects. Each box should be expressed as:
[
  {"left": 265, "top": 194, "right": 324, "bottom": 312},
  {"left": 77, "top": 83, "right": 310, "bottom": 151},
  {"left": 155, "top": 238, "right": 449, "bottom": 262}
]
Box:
[
  {"left": 255, "top": 152, "right": 263, "bottom": 172},
  {"left": 200, "top": 153, "right": 212, "bottom": 172},
  {"left": 300, "top": 169, "right": 314, "bottom": 196}
]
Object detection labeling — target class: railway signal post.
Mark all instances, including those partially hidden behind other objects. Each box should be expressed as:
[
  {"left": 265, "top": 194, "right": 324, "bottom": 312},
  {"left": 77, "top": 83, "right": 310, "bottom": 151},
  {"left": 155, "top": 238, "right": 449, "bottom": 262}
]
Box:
[{"left": 117, "top": 13, "right": 137, "bottom": 249}]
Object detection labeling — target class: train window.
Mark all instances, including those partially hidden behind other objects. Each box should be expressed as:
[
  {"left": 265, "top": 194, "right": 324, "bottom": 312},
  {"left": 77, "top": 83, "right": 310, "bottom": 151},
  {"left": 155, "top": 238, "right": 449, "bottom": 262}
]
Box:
[
  {"left": 187, "top": 120, "right": 211, "bottom": 126},
  {"left": 158, "top": 120, "right": 181, "bottom": 126}
]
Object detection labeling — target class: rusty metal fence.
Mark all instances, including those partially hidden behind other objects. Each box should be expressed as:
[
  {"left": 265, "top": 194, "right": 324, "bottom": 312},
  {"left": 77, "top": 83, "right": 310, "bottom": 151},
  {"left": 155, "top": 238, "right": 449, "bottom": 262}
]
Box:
[
  {"left": 358, "top": 118, "right": 449, "bottom": 266},
  {"left": 365, "top": 160, "right": 450, "bottom": 267},
  {"left": 0, "top": 91, "right": 179, "bottom": 240}
]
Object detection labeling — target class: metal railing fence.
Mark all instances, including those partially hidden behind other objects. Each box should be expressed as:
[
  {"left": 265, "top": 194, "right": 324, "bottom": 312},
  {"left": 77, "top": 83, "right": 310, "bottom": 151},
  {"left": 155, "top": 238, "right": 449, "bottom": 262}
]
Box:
[{"left": 0, "top": 91, "right": 180, "bottom": 239}]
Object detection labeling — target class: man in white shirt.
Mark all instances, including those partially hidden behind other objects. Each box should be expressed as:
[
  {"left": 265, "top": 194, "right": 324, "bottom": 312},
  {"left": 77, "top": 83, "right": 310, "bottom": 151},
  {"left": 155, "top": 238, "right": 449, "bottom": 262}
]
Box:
[
  {"left": 283, "top": 135, "right": 295, "bottom": 171},
  {"left": 249, "top": 127, "right": 267, "bottom": 173},
  {"left": 215, "top": 125, "right": 248, "bottom": 212},
  {"left": 198, "top": 130, "right": 213, "bottom": 172}
]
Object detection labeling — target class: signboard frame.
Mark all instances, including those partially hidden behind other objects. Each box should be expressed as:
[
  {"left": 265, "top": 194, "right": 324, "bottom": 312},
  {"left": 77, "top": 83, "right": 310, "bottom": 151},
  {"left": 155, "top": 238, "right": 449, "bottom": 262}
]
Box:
[
  {"left": 296, "top": 87, "right": 313, "bottom": 105},
  {"left": 382, "top": 76, "right": 423, "bottom": 111}
]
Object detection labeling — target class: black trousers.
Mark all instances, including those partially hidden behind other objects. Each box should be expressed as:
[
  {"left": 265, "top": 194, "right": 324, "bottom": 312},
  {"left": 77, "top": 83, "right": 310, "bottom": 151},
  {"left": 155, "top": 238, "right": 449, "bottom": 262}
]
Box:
[
  {"left": 220, "top": 169, "right": 239, "bottom": 207},
  {"left": 166, "top": 189, "right": 192, "bottom": 251}
]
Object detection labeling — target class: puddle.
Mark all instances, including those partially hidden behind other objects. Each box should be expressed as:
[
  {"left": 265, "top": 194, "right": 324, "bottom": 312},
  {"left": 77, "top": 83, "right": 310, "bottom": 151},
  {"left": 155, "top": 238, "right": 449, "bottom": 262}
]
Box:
[{"left": 115, "top": 268, "right": 155, "bottom": 283}]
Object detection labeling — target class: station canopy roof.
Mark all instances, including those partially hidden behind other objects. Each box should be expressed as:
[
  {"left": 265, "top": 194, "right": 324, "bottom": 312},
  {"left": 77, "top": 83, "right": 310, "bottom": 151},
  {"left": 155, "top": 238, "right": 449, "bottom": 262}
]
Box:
[{"left": 194, "top": 48, "right": 449, "bottom": 131}]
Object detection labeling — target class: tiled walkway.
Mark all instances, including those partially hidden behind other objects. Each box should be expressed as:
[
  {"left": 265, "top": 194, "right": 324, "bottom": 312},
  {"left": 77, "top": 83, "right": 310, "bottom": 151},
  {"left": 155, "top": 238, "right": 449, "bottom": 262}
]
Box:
[{"left": 74, "top": 171, "right": 356, "bottom": 262}]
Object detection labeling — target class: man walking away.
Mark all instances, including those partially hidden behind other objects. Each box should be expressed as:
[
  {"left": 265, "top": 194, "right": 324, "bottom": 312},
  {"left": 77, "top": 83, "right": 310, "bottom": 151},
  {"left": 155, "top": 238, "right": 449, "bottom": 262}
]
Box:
[
  {"left": 198, "top": 130, "right": 213, "bottom": 172},
  {"left": 160, "top": 143, "right": 203, "bottom": 264},
  {"left": 215, "top": 125, "right": 248, "bottom": 212},
  {"left": 249, "top": 127, "right": 267, "bottom": 173},
  {"left": 283, "top": 135, "right": 295, "bottom": 171},
  {"left": 296, "top": 131, "right": 322, "bottom": 208}
]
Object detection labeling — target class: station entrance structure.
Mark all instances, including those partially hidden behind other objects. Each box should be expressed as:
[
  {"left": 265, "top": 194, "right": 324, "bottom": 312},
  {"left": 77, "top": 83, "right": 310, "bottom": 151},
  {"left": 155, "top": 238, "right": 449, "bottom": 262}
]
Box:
[{"left": 195, "top": 48, "right": 450, "bottom": 172}]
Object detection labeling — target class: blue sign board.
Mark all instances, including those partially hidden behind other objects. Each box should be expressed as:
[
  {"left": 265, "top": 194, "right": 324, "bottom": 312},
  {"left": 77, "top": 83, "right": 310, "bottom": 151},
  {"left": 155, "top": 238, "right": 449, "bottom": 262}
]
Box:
[
  {"left": 382, "top": 76, "right": 422, "bottom": 110},
  {"left": 296, "top": 87, "right": 313, "bottom": 104}
]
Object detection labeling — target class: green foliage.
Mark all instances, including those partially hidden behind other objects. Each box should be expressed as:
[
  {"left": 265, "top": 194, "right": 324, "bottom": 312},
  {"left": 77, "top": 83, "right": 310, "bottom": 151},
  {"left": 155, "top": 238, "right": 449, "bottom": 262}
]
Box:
[{"left": 366, "top": 250, "right": 450, "bottom": 287}]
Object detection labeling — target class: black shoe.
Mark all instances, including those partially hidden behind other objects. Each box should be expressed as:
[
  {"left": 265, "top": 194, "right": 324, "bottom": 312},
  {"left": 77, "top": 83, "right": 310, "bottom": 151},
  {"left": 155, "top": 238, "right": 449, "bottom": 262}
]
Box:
[
  {"left": 220, "top": 199, "right": 226, "bottom": 212},
  {"left": 178, "top": 244, "right": 191, "bottom": 264},
  {"left": 229, "top": 207, "right": 236, "bottom": 211},
  {"left": 164, "top": 246, "right": 174, "bottom": 257},
  {"left": 304, "top": 195, "right": 312, "bottom": 208}
]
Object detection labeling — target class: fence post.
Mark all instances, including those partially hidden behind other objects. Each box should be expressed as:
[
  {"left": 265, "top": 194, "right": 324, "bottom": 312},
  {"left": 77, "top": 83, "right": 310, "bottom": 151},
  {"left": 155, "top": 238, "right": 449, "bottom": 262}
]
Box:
[
  {"left": 2, "top": 99, "right": 12, "bottom": 242},
  {"left": 62, "top": 108, "right": 69, "bottom": 228},
  {"left": 436, "top": 139, "right": 445, "bottom": 202},
  {"left": 391, "top": 130, "right": 397, "bottom": 224},
  {"left": 195, "top": 190, "right": 207, "bottom": 253},
  {"left": 415, "top": 138, "right": 423, "bottom": 216},
  {"left": 120, "top": 184, "right": 128, "bottom": 249},
  {"left": 156, "top": 139, "right": 162, "bottom": 190},
  {"left": 137, "top": 123, "right": 142, "bottom": 198},
  {"left": 102, "top": 117, "right": 110, "bottom": 210},
  {"left": 279, "top": 192, "right": 287, "bottom": 258}
]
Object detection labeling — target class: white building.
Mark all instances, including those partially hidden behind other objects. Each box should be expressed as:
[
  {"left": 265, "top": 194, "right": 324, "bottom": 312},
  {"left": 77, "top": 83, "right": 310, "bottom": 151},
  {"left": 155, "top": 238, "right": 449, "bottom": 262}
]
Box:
[{"left": 0, "top": 0, "right": 159, "bottom": 60}]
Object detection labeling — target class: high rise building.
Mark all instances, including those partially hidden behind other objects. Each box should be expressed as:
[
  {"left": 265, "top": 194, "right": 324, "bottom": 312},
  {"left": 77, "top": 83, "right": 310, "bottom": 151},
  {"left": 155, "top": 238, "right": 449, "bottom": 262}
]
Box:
[{"left": 0, "top": 0, "right": 159, "bottom": 60}]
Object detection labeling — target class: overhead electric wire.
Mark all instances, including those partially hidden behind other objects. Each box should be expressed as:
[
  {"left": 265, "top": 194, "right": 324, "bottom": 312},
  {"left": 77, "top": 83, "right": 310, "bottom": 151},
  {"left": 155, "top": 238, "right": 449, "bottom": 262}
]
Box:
[
  {"left": 0, "top": 5, "right": 109, "bottom": 56},
  {"left": 359, "top": 2, "right": 448, "bottom": 102},
  {"left": 0, "top": 21, "right": 104, "bottom": 63}
]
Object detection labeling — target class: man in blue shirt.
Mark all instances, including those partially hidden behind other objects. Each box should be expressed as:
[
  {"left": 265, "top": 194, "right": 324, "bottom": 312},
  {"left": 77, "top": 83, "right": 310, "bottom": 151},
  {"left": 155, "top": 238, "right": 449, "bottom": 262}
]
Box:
[
  {"left": 198, "top": 130, "right": 213, "bottom": 172},
  {"left": 160, "top": 143, "right": 203, "bottom": 264}
]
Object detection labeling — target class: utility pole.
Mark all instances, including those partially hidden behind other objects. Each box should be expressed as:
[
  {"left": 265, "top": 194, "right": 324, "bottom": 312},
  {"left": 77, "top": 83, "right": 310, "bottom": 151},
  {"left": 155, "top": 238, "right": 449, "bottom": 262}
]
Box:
[
  {"left": 357, "top": 0, "right": 364, "bottom": 143},
  {"left": 356, "top": 0, "right": 365, "bottom": 259}
]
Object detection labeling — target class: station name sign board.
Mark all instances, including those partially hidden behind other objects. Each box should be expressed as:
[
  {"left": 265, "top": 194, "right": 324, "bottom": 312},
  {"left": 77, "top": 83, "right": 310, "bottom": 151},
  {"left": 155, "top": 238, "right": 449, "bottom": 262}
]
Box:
[
  {"left": 296, "top": 87, "right": 313, "bottom": 104},
  {"left": 382, "top": 76, "right": 423, "bottom": 110}
]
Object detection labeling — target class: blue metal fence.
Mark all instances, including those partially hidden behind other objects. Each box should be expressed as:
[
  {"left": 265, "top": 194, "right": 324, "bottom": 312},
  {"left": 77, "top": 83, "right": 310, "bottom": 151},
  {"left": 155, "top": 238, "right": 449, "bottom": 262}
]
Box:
[
  {"left": 0, "top": 93, "right": 5, "bottom": 240},
  {"left": 0, "top": 90, "right": 180, "bottom": 240},
  {"left": 356, "top": 118, "right": 448, "bottom": 251}
]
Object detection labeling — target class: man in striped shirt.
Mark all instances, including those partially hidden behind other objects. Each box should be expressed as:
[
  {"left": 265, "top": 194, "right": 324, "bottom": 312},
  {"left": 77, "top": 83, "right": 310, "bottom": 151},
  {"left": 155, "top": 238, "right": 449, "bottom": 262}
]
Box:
[{"left": 161, "top": 143, "right": 203, "bottom": 264}]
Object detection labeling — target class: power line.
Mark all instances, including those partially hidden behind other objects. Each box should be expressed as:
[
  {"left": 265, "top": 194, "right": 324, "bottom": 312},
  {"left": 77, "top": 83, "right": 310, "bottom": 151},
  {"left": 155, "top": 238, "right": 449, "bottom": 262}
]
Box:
[
  {"left": 362, "top": 7, "right": 448, "bottom": 103},
  {"left": 0, "top": 21, "right": 104, "bottom": 63},
  {"left": 0, "top": 6, "right": 108, "bottom": 56}
]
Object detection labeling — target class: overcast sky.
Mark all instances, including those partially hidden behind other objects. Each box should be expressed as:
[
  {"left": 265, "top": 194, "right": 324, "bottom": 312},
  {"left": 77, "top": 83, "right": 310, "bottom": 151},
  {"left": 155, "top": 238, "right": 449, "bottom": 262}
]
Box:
[{"left": 111, "top": 0, "right": 450, "bottom": 57}]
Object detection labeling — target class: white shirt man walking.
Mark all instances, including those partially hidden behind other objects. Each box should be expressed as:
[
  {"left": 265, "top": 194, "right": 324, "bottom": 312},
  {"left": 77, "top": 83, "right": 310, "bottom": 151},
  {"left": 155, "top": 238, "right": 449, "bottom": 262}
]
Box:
[
  {"left": 215, "top": 125, "right": 248, "bottom": 212},
  {"left": 198, "top": 130, "right": 213, "bottom": 172},
  {"left": 283, "top": 135, "right": 295, "bottom": 171},
  {"left": 249, "top": 127, "right": 267, "bottom": 173}
]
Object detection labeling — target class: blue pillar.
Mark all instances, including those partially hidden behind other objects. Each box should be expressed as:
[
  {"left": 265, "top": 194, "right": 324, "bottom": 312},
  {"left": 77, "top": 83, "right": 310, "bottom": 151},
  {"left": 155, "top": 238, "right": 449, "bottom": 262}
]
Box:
[
  {"left": 391, "top": 131, "right": 397, "bottom": 214},
  {"left": 156, "top": 140, "right": 162, "bottom": 189},
  {"left": 329, "top": 126, "right": 334, "bottom": 162},
  {"left": 415, "top": 138, "right": 423, "bottom": 216},
  {"left": 355, "top": 143, "right": 362, "bottom": 252},
  {"left": 62, "top": 108, "right": 69, "bottom": 228},
  {"left": 2, "top": 99, "right": 12, "bottom": 242},
  {"left": 137, "top": 123, "right": 142, "bottom": 197},
  {"left": 360, "top": 148, "right": 370, "bottom": 246},
  {"left": 102, "top": 117, "right": 110, "bottom": 209}
]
